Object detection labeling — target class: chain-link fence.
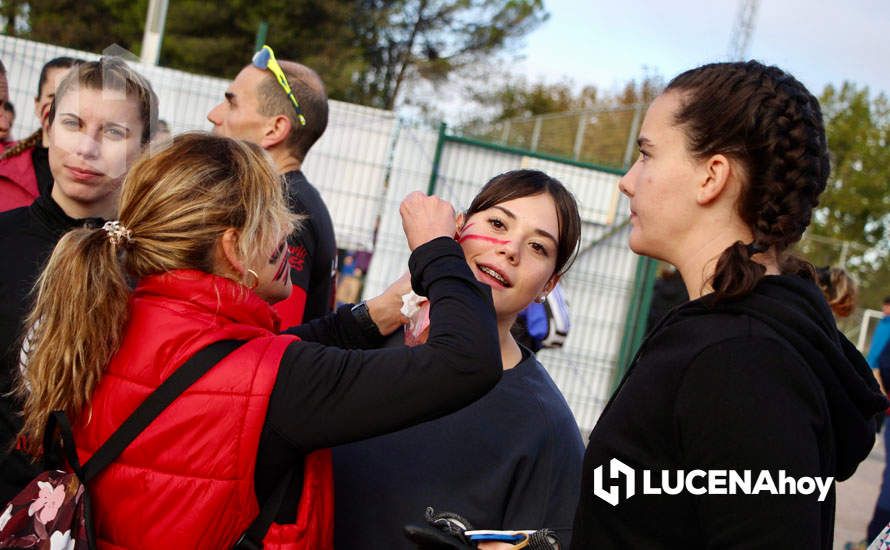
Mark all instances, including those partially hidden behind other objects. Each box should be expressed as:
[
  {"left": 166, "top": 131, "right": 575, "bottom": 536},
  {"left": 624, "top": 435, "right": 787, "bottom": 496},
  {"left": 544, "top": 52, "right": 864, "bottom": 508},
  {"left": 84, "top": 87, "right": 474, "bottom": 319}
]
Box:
[
  {"left": 2, "top": 36, "right": 658, "bottom": 434},
  {"left": 463, "top": 105, "right": 646, "bottom": 171}
]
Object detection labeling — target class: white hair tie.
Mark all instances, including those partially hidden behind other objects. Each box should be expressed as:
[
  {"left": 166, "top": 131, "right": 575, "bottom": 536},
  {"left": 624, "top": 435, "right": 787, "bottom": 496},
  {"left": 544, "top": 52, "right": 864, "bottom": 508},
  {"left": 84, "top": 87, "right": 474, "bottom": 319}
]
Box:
[{"left": 102, "top": 220, "right": 133, "bottom": 246}]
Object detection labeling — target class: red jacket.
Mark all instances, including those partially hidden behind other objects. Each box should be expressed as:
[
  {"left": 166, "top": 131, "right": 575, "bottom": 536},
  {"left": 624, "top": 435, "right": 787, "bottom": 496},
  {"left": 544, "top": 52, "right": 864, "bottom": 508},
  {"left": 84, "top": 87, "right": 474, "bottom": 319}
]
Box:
[
  {"left": 74, "top": 270, "right": 334, "bottom": 549},
  {"left": 0, "top": 145, "right": 38, "bottom": 213}
]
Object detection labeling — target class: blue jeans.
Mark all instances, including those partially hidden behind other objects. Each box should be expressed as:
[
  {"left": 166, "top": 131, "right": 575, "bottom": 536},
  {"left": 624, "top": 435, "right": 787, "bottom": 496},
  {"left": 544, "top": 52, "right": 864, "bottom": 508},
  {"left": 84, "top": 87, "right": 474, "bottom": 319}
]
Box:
[{"left": 868, "top": 416, "right": 890, "bottom": 541}]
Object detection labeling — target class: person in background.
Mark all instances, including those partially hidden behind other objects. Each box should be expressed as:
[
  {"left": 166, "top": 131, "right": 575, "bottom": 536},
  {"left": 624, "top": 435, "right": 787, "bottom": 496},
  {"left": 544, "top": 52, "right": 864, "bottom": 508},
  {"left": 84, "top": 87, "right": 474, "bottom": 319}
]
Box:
[
  {"left": 0, "top": 101, "right": 13, "bottom": 143},
  {"left": 815, "top": 266, "right": 857, "bottom": 319},
  {"left": 0, "top": 57, "right": 157, "bottom": 503},
  {"left": 573, "top": 60, "right": 887, "bottom": 549},
  {"left": 152, "top": 118, "right": 172, "bottom": 146},
  {"left": 13, "top": 132, "right": 500, "bottom": 549},
  {"left": 867, "top": 296, "right": 890, "bottom": 541},
  {"left": 0, "top": 56, "right": 82, "bottom": 210},
  {"left": 334, "top": 170, "right": 585, "bottom": 548},
  {"left": 208, "top": 45, "right": 336, "bottom": 328},
  {"left": 645, "top": 265, "right": 688, "bottom": 332},
  {"left": 0, "top": 60, "right": 10, "bottom": 152}
]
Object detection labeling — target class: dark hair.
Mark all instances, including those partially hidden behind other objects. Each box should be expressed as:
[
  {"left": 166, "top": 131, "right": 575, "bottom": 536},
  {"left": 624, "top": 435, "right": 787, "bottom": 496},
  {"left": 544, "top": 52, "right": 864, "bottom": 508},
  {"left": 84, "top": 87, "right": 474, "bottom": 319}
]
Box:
[
  {"left": 36, "top": 56, "right": 82, "bottom": 98},
  {"left": 256, "top": 61, "right": 328, "bottom": 162},
  {"left": 48, "top": 57, "right": 158, "bottom": 145},
  {"left": 2, "top": 101, "right": 12, "bottom": 115},
  {"left": 816, "top": 266, "right": 856, "bottom": 318},
  {"left": 465, "top": 169, "right": 581, "bottom": 277},
  {"left": 665, "top": 60, "right": 829, "bottom": 301},
  {"left": 883, "top": 296, "right": 890, "bottom": 306},
  {"left": 0, "top": 59, "right": 5, "bottom": 75}
]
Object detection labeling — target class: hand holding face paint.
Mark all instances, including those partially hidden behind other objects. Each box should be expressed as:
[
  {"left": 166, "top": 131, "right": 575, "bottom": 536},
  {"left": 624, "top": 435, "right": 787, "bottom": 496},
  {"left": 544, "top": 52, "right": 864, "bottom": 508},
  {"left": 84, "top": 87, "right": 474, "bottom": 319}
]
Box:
[{"left": 400, "top": 192, "right": 457, "bottom": 251}]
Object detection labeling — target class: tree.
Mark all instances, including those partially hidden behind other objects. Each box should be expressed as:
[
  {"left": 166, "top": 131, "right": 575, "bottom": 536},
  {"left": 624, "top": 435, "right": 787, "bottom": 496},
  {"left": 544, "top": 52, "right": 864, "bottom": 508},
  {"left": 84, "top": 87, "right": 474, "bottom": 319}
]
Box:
[
  {"left": 349, "top": 0, "right": 548, "bottom": 109},
  {"left": 803, "top": 82, "right": 890, "bottom": 310}
]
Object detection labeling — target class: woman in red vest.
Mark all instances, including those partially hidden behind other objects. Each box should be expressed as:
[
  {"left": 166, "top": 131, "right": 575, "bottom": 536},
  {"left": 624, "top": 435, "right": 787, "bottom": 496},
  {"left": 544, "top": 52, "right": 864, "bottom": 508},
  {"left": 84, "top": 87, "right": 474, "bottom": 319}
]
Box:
[{"left": 14, "top": 132, "right": 501, "bottom": 549}]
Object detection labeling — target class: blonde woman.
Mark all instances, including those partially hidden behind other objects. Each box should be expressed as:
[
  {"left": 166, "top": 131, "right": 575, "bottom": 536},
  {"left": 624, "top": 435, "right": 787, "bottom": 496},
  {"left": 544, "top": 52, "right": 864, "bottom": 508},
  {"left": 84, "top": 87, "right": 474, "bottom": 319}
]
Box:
[{"left": 14, "top": 132, "right": 500, "bottom": 549}]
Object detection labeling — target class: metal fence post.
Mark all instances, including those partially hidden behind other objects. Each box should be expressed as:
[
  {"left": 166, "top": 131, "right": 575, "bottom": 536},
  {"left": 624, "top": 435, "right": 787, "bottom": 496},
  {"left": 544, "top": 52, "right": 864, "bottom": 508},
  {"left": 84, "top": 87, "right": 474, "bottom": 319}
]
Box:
[
  {"left": 530, "top": 117, "right": 542, "bottom": 152},
  {"left": 612, "top": 256, "right": 659, "bottom": 392},
  {"left": 427, "top": 122, "right": 447, "bottom": 195},
  {"left": 622, "top": 103, "right": 644, "bottom": 169},
  {"left": 572, "top": 111, "right": 587, "bottom": 161}
]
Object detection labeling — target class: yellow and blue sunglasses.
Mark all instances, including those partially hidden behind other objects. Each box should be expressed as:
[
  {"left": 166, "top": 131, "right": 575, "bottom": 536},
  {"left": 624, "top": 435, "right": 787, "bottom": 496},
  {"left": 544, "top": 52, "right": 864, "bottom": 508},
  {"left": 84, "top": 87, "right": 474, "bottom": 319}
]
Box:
[{"left": 252, "top": 45, "right": 306, "bottom": 126}]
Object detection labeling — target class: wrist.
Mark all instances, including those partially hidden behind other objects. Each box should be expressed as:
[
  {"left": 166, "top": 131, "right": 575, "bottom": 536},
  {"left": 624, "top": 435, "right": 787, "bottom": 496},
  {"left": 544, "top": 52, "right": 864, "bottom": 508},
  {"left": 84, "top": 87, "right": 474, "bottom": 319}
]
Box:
[
  {"left": 365, "top": 292, "right": 404, "bottom": 336},
  {"left": 351, "top": 301, "right": 383, "bottom": 339}
]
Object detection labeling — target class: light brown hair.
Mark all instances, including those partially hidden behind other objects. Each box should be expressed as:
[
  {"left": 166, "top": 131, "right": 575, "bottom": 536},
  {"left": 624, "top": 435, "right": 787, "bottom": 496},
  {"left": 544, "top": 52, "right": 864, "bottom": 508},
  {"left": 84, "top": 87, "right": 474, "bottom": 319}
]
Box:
[{"left": 18, "top": 132, "right": 298, "bottom": 454}]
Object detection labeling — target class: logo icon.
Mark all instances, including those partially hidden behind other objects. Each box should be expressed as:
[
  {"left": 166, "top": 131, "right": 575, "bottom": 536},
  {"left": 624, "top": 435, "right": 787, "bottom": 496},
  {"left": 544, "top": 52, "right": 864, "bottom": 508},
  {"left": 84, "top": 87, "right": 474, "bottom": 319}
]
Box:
[{"left": 592, "top": 458, "right": 635, "bottom": 506}]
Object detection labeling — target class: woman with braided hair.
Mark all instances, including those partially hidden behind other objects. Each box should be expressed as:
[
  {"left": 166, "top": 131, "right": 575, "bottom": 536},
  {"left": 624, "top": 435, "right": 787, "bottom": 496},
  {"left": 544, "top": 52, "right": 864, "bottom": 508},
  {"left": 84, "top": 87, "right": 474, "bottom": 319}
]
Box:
[
  {"left": 0, "top": 56, "right": 81, "bottom": 212},
  {"left": 572, "top": 61, "right": 888, "bottom": 548}
]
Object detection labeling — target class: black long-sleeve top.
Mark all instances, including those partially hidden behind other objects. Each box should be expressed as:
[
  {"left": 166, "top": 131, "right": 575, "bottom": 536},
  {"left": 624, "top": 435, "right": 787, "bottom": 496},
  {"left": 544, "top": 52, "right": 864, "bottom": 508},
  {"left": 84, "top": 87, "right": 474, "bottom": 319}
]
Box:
[
  {"left": 254, "top": 237, "right": 502, "bottom": 518},
  {"left": 572, "top": 275, "right": 887, "bottom": 549}
]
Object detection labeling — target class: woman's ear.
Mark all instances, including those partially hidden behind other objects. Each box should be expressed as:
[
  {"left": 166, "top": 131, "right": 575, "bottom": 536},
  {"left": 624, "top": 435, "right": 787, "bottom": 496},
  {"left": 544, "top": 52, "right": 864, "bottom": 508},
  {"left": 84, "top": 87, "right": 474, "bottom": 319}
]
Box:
[
  {"left": 454, "top": 212, "right": 466, "bottom": 239},
  {"left": 542, "top": 274, "right": 561, "bottom": 296},
  {"left": 218, "top": 228, "right": 245, "bottom": 277},
  {"left": 697, "top": 153, "right": 733, "bottom": 205}
]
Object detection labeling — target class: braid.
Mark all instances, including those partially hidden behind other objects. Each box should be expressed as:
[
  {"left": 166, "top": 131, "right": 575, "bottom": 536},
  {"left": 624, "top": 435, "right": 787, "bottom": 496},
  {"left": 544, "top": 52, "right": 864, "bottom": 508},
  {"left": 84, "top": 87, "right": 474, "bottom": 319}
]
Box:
[
  {"left": 667, "top": 61, "right": 829, "bottom": 300},
  {"left": 0, "top": 129, "right": 41, "bottom": 161}
]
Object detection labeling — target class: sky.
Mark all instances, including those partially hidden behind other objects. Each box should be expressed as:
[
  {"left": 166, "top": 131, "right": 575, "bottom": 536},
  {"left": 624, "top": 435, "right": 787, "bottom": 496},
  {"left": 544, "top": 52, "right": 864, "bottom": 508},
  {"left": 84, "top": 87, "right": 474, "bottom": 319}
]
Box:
[{"left": 514, "top": 0, "right": 890, "bottom": 100}]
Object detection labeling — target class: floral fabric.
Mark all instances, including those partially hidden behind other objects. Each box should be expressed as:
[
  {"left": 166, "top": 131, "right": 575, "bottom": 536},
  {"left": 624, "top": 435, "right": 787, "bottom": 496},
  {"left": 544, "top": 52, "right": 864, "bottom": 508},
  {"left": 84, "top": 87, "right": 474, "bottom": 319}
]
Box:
[{"left": 0, "top": 469, "right": 89, "bottom": 549}]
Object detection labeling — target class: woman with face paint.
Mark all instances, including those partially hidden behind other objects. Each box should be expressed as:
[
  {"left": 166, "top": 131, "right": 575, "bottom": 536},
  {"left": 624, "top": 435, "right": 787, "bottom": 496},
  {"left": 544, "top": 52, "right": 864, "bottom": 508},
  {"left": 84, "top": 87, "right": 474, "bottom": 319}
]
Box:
[
  {"left": 333, "top": 170, "right": 585, "bottom": 548},
  {"left": 571, "top": 61, "right": 887, "bottom": 549},
  {"left": 11, "top": 132, "right": 501, "bottom": 549},
  {"left": 0, "top": 57, "right": 155, "bottom": 504}
]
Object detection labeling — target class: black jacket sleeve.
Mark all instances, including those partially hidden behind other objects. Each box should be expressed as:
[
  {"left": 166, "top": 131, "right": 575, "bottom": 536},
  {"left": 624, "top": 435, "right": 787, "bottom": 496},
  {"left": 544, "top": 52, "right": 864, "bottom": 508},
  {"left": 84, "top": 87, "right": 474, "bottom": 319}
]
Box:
[
  {"left": 265, "top": 237, "right": 501, "bottom": 451},
  {"left": 282, "top": 304, "right": 385, "bottom": 349},
  {"left": 674, "top": 337, "right": 827, "bottom": 549}
]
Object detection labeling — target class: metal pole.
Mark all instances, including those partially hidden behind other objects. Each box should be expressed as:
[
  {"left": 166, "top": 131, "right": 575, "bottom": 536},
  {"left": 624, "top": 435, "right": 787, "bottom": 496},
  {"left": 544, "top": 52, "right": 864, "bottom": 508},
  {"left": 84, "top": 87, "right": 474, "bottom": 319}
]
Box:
[
  {"left": 573, "top": 111, "right": 587, "bottom": 161},
  {"left": 501, "top": 119, "right": 511, "bottom": 145},
  {"left": 427, "top": 122, "right": 447, "bottom": 195},
  {"left": 622, "top": 104, "right": 644, "bottom": 169},
  {"left": 530, "top": 117, "right": 542, "bottom": 152},
  {"left": 140, "top": 0, "right": 169, "bottom": 66}
]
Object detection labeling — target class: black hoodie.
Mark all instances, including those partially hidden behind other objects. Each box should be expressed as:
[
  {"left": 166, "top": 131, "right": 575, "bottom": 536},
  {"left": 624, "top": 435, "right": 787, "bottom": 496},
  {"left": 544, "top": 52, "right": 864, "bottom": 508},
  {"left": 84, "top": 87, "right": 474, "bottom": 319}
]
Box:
[
  {"left": 0, "top": 194, "right": 104, "bottom": 503},
  {"left": 572, "top": 275, "right": 887, "bottom": 549}
]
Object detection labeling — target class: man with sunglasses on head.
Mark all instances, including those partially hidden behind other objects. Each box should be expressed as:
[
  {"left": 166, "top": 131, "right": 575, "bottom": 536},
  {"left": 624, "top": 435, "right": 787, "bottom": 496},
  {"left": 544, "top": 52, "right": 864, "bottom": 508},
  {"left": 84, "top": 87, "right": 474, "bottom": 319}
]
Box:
[
  {"left": 208, "top": 45, "right": 339, "bottom": 549},
  {"left": 208, "top": 45, "right": 337, "bottom": 329}
]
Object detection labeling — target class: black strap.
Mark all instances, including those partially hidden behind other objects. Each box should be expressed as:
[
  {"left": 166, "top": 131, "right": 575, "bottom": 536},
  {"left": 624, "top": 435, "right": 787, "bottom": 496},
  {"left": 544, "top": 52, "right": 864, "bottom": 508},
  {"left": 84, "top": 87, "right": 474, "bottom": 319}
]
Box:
[
  {"left": 80, "top": 339, "right": 245, "bottom": 481},
  {"left": 234, "top": 468, "right": 296, "bottom": 550}
]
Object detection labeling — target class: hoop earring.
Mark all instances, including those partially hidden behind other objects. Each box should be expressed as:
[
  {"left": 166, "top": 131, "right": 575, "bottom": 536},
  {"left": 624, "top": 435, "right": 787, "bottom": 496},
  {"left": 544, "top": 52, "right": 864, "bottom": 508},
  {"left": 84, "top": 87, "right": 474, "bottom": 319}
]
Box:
[{"left": 245, "top": 269, "right": 260, "bottom": 290}]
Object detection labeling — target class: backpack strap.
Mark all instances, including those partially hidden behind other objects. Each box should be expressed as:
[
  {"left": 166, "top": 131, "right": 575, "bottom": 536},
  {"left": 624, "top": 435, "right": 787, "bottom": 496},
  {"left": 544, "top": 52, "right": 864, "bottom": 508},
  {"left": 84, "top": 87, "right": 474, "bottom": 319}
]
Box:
[
  {"left": 233, "top": 468, "right": 296, "bottom": 550},
  {"left": 81, "top": 339, "right": 246, "bottom": 480}
]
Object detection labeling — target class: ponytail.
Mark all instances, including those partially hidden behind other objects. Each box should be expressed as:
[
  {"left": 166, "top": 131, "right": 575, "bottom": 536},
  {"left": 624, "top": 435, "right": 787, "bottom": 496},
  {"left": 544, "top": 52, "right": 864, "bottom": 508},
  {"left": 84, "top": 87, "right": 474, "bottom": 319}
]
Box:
[{"left": 17, "top": 227, "right": 131, "bottom": 455}]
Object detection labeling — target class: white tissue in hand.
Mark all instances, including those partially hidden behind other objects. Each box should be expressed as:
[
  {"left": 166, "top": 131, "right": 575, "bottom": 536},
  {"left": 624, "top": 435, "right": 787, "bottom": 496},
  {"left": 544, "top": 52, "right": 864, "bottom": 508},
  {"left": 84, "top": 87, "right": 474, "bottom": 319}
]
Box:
[{"left": 400, "top": 291, "right": 428, "bottom": 318}]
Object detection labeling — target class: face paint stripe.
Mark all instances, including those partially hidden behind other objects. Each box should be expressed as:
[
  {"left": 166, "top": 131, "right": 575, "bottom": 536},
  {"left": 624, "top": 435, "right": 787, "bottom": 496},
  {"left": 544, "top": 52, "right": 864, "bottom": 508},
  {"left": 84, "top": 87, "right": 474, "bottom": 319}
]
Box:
[
  {"left": 273, "top": 250, "right": 290, "bottom": 282},
  {"left": 458, "top": 233, "right": 511, "bottom": 245}
]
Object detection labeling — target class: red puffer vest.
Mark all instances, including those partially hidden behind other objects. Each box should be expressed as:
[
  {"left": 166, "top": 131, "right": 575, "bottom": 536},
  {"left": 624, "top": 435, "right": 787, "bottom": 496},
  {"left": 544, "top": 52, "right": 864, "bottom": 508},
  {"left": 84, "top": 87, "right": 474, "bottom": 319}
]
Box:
[
  {"left": 73, "top": 270, "right": 334, "bottom": 549},
  {"left": 0, "top": 145, "right": 39, "bottom": 213}
]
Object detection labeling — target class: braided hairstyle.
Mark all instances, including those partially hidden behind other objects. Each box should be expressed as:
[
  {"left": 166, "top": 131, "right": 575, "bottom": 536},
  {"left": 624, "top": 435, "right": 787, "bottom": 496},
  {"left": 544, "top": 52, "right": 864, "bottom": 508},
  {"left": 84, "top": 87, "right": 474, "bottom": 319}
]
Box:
[
  {"left": 0, "top": 57, "right": 82, "bottom": 161},
  {"left": 666, "top": 61, "right": 830, "bottom": 301}
]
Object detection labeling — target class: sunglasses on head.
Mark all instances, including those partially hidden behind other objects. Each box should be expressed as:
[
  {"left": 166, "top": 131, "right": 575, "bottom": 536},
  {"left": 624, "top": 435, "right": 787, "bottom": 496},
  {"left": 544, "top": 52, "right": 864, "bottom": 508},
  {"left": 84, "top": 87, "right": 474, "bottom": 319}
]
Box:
[{"left": 252, "top": 45, "right": 306, "bottom": 126}]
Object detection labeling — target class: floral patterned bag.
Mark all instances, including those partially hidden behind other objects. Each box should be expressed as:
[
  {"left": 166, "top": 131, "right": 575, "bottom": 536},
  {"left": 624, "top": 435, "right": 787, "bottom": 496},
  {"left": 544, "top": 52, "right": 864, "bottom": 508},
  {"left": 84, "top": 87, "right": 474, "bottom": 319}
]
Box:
[
  {"left": 0, "top": 411, "right": 95, "bottom": 549},
  {"left": 0, "top": 340, "right": 247, "bottom": 550}
]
